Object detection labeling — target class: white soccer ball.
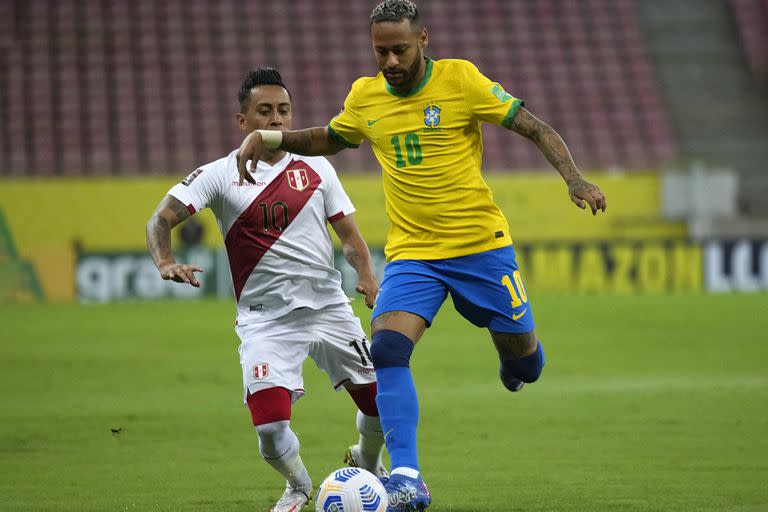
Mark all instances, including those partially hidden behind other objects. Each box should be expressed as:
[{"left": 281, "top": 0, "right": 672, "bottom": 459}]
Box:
[{"left": 315, "top": 467, "right": 388, "bottom": 512}]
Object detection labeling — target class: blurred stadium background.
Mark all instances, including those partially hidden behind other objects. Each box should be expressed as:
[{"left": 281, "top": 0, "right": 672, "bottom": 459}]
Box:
[
  {"left": 1, "top": 1, "right": 767, "bottom": 510},
  {"left": 1, "top": 0, "right": 767, "bottom": 302}
]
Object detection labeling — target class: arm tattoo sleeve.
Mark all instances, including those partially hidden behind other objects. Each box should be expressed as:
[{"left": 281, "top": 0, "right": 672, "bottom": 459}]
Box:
[
  {"left": 282, "top": 127, "right": 345, "bottom": 156},
  {"left": 511, "top": 108, "right": 583, "bottom": 184},
  {"left": 146, "top": 195, "right": 190, "bottom": 268}
]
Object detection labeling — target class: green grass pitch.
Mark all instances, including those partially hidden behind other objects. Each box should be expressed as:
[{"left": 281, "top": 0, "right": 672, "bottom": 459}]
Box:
[{"left": 1, "top": 294, "right": 767, "bottom": 511}]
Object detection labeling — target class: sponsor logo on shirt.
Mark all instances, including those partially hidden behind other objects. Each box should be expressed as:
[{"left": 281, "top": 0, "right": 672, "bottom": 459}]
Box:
[{"left": 232, "top": 181, "right": 265, "bottom": 187}]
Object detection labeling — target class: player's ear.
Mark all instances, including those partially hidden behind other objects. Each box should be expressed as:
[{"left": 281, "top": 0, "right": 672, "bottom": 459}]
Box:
[
  {"left": 419, "top": 26, "right": 428, "bottom": 49},
  {"left": 235, "top": 112, "right": 247, "bottom": 132}
]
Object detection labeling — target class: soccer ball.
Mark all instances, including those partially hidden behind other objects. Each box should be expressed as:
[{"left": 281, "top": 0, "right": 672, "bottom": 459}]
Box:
[{"left": 315, "top": 467, "right": 388, "bottom": 512}]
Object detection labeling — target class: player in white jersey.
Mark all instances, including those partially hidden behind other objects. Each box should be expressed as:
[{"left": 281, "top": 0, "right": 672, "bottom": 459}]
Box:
[{"left": 146, "top": 68, "right": 385, "bottom": 512}]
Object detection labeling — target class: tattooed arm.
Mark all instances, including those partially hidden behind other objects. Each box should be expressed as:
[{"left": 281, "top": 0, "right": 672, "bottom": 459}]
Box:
[
  {"left": 146, "top": 194, "right": 203, "bottom": 287},
  {"left": 510, "top": 107, "right": 607, "bottom": 215},
  {"left": 331, "top": 214, "right": 378, "bottom": 309},
  {"left": 236, "top": 127, "right": 347, "bottom": 185}
]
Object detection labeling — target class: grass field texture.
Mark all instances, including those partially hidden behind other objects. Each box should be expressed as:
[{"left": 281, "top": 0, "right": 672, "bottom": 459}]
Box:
[{"left": 1, "top": 294, "right": 766, "bottom": 511}]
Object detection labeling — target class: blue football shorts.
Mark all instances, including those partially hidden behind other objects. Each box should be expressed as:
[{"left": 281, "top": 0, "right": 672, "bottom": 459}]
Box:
[{"left": 372, "top": 245, "right": 535, "bottom": 333}]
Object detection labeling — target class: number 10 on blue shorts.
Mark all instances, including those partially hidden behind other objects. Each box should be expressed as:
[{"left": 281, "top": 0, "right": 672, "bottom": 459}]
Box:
[{"left": 372, "top": 245, "right": 535, "bottom": 333}]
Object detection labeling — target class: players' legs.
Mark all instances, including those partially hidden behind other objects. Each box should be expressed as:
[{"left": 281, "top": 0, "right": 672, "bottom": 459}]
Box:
[
  {"left": 443, "top": 245, "right": 544, "bottom": 392},
  {"left": 304, "top": 304, "right": 388, "bottom": 477},
  {"left": 369, "top": 260, "right": 444, "bottom": 472},
  {"left": 342, "top": 382, "right": 388, "bottom": 478},
  {"left": 369, "top": 319, "right": 433, "bottom": 510},
  {"left": 367, "top": 261, "right": 444, "bottom": 509},
  {"left": 246, "top": 387, "right": 312, "bottom": 510},
  {"left": 370, "top": 310, "right": 431, "bottom": 475},
  {"left": 490, "top": 329, "right": 545, "bottom": 391},
  {"left": 236, "top": 315, "right": 313, "bottom": 510}
]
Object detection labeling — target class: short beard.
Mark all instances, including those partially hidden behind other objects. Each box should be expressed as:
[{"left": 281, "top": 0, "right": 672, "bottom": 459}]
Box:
[
  {"left": 388, "top": 50, "right": 424, "bottom": 91},
  {"left": 401, "top": 53, "right": 423, "bottom": 89}
]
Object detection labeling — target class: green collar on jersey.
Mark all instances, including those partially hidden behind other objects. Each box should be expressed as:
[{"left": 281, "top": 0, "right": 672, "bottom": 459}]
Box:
[{"left": 385, "top": 57, "right": 433, "bottom": 98}]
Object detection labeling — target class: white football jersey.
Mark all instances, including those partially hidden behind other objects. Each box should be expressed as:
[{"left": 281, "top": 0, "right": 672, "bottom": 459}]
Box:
[{"left": 168, "top": 150, "right": 355, "bottom": 325}]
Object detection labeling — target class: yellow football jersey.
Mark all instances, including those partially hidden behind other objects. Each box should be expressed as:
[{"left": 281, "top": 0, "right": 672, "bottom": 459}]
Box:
[{"left": 328, "top": 58, "right": 523, "bottom": 261}]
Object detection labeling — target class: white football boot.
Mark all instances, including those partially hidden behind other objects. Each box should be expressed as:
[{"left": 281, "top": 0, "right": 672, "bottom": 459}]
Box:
[
  {"left": 270, "top": 481, "right": 312, "bottom": 512},
  {"left": 344, "top": 444, "right": 389, "bottom": 480}
]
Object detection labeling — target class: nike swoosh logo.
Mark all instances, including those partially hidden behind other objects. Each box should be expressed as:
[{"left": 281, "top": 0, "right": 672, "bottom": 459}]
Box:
[
  {"left": 512, "top": 308, "right": 527, "bottom": 321},
  {"left": 367, "top": 119, "right": 382, "bottom": 126}
]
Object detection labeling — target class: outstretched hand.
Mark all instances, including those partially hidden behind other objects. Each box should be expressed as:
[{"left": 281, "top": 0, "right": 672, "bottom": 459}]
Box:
[
  {"left": 355, "top": 277, "right": 379, "bottom": 309},
  {"left": 159, "top": 262, "right": 204, "bottom": 287},
  {"left": 568, "top": 178, "right": 607, "bottom": 215},
  {"left": 235, "top": 131, "right": 264, "bottom": 185}
]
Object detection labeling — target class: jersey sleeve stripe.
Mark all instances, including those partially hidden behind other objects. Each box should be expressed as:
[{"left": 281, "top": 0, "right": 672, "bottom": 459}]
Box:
[
  {"left": 501, "top": 98, "right": 525, "bottom": 129},
  {"left": 327, "top": 211, "right": 346, "bottom": 223},
  {"left": 327, "top": 124, "right": 361, "bottom": 148}
]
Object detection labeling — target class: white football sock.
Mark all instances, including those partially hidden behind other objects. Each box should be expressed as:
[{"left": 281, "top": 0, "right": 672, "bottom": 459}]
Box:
[
  {"left": 391, "top": 467, "right": 420, "bottom": 478},
  {"left": 356, "top": 411, "right": 385, "bottom": 471},
  {"left": 255, "top": 420, "right": 311, "bottom": 493}
]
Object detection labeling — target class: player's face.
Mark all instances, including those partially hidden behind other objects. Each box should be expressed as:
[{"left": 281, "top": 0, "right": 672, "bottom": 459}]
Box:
[
  {"left": 236, "top": 85, "right": 292, "bottom": 134},
  {"left": 371, "top": 20, "right": 428, "bottom": 91}
]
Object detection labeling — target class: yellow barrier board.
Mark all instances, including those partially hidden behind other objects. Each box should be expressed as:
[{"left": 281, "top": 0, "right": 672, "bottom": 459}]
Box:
[{"left": 0, "top": 172, "right": 686, "bottom": 301}]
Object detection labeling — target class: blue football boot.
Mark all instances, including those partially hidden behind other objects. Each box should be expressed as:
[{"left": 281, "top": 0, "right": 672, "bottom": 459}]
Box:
[{"left": 383, "top": 472, "right": 431, "bottom": 511}]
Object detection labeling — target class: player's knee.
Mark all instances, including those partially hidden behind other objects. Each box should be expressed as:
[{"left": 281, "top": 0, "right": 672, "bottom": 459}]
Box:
[
  {"left": 370, "top": 330, "right": 415, "bottom": 368},
  {"left": 500, "top": 341, "right": 545, "bottom": 383},
  {"left": 255, "top": 420, "right": 297, "bottom": 459}
]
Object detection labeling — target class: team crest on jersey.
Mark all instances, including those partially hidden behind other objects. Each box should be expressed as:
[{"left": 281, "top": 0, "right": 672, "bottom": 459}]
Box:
[
  {"left": 423, "top": 104, "right": 441, "bottom": 128},
  {"left": 252, "top": 362, "right": 269, "bottom": 380},
  {"left": 286, "top": 168, "right": 309, "bottom": 191}
]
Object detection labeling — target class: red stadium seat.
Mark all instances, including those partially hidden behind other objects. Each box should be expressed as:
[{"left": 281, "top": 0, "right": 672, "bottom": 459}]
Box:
[{"left": 2, "top": 0, "right": 679, "bottom": 175}]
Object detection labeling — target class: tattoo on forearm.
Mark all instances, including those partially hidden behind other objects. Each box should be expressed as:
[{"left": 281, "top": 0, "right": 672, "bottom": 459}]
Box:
[
  {"left": 343, "top": 246, "right": 362, "bottom": 272},
  {"left": 147, "top": 215, "right": 172, "bottom": 267},
  {"left": 537, "top": 125, "right": 582, "bottom": 183},
  {"left": 283, "top": 128, "right": 344, "bottom": 156},
  {"left": 146, "top": 196, "right": 189, "bottom": 268},
  {"left": 283, "top": 131, "right": 315, "bottom": 155},
  {"left": 511, "top": 108, "right": 583, "bottom": 184}
]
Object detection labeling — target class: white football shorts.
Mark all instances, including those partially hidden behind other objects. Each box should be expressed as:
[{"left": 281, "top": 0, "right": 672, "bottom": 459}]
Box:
[{"left": 235, "top": 302, "right": 376, "bottom": 403}]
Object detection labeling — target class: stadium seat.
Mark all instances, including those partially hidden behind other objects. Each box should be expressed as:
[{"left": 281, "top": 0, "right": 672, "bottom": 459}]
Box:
[{"left": 2, "top": 0, "right": 679, "bottom": 175}]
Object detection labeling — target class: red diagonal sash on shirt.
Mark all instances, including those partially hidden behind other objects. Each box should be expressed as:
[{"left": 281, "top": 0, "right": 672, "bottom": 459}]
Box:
[{"left": 225, "top": 160, "right": 321, "bottom": 301}]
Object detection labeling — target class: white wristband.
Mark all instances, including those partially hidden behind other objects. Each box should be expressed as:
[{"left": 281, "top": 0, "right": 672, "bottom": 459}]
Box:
[{"left": 257, "top": 130, "right": 283, "bottom": 149}]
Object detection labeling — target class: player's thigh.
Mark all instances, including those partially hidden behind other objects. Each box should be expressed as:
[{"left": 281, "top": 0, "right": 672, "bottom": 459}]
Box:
[
  {"left": 235, "top": 317, "right": 312, "bottom": 403},
  {"left": 371, "top": 259, "right": 449, "bottom": 339},
  {"left": 307, "top": 303, "right": 377, "bottom": 390},
  {"left": 444, "top": 245, "right": 535, "bottom": 334}
]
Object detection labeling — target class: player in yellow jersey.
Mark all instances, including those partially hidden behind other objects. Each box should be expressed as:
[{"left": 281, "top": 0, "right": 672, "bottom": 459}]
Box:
[{"left": 236, "top": 2, "right": 606, "bottom": 510}]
